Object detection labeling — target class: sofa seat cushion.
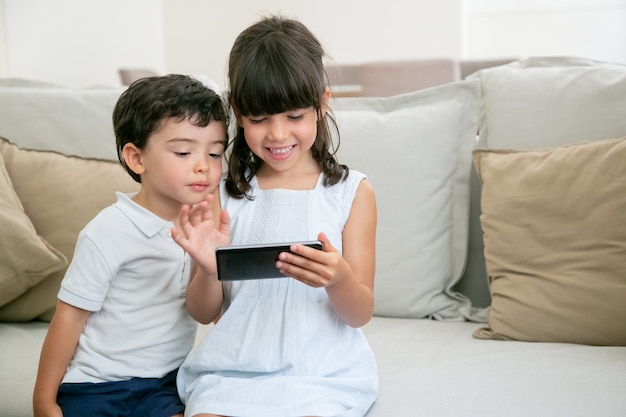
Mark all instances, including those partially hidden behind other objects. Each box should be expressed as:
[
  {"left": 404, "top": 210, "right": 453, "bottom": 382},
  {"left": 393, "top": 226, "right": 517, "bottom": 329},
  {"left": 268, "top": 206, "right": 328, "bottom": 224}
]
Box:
[
  {"left": 4, "top": 319, "right": 626, "bottom": 417},
  {"left": 363, "top": 317, "right": 626, "bottom": 417}
]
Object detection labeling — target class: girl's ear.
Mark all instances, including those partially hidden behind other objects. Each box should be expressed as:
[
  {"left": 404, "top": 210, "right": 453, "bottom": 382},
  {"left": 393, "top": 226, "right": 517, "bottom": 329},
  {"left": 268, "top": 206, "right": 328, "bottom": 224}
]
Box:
[
  {"left": 320, "top": 87, "right": 331, "bottom": 118},
  {"left": 230, "top": 102, "right": 244, "bottom": 127},
  {"left": 122, "top": 143, "right": 146, "bottom": 176}
]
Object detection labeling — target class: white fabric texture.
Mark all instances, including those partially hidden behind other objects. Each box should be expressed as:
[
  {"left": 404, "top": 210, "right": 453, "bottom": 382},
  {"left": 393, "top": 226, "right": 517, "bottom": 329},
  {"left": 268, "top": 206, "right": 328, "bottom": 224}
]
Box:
[
  {"left": 178, "top": 171, "right": 378, "bottom": 417},
  {"left": 332, "top": 79, "right": 481, "bottom": 320},
  {"left": 469, "top": 56, "right": 626, "bottom": 149},
  {"left": 0, "top": 84, "right": 124, "bottom": 160},
  {"left": 58, "top": 192, "right": 197, "bottom": 383},
  {"left": 363, "top": 317, "right": 626, "bottom": 417}
]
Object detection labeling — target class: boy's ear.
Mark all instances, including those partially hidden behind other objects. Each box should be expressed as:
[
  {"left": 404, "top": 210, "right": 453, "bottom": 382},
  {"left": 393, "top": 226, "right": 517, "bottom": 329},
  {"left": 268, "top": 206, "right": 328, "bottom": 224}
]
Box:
[{"left": 122, "top": 143, "right": 146, "bottom": 176}]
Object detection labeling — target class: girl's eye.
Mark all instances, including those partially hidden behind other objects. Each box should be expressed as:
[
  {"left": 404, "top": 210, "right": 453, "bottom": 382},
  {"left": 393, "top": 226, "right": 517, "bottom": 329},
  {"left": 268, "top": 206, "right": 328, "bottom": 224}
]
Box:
[
  {"left": 209, "top": 153, "right": 222, "bottom": 159},
  {"left": 175, "top": 152, "right": 190, "bottom": 157},
  {"left": 288, "top": 114, "right": 304, "bottom": 121},
  {"left": 248, "top": 117, "right": 266, "bottom": 125}
]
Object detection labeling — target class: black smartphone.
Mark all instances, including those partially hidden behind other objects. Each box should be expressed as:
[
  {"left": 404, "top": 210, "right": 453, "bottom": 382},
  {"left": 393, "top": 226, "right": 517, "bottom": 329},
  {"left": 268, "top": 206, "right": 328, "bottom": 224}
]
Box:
[{"left": 215, "top": 240, "right": 323, "bottom": 281}]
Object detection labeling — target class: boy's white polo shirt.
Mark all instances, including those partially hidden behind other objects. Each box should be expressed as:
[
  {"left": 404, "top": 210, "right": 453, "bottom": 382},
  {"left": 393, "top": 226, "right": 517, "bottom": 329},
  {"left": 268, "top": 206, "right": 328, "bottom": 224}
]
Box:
[{"left": 58, "top": 192, "right": 197, "bottom": 383}]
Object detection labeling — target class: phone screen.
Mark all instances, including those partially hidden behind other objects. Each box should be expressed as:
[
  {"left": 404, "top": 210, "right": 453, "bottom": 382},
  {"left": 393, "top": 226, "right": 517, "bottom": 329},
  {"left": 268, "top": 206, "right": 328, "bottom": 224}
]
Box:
[{"left": 215, "top": 240, "right": 323, "bottom": 281}]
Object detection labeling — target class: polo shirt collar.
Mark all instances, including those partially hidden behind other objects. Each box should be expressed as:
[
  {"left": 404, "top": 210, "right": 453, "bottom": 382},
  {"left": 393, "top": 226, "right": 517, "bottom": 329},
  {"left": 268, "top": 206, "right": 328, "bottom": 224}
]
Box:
[{"left": 114, "top": 192, "right": 173, "bottom": 238}]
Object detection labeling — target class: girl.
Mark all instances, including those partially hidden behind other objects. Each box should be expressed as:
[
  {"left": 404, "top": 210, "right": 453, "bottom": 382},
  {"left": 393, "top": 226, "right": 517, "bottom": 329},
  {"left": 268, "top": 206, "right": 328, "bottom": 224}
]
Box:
[{"left": 173, "top": 15, "right": 378, "bottom": 417}]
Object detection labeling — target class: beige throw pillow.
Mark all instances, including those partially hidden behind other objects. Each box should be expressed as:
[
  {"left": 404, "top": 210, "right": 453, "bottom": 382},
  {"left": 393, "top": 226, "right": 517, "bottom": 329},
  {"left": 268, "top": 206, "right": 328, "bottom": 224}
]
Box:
[
  {"left": 0, "top": 138, "right": 139, "bottom": 321},
  {"left": 472, "top": 137, "right": 626, "bottom": 346},
  {"left": 0, "top": 154, "right": 67, "bottom": 306}
]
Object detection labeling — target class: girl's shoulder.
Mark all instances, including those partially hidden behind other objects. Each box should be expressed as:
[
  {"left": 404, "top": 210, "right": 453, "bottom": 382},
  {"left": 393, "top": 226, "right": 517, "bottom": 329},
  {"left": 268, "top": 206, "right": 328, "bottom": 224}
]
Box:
[
  {"left": 321, "top": 169, "right": 368, "bottom": 218},
  {"left": 326, "top": 169, "right": 366, "bottom": 193}
]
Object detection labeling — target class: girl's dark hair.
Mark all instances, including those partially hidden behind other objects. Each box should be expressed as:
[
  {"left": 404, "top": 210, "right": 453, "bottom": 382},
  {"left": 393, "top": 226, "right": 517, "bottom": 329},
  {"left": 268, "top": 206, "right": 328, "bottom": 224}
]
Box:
[
  {"left": 225, "top": 15, "right": 347, "bottom": 199},
  {"left": 113, "top": 74, "right": 229, "bottom": 183}
]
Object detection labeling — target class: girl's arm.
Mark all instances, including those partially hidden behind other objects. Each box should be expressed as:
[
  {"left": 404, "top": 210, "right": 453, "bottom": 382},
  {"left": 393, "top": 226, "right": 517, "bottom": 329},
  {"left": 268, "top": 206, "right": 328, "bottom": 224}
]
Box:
[
  {"left": 171, "top": 193, "right": 230, "bottom": 324},
  {"left": 278, "top": 179, "right": 377, "bottom": 327},
  {"left": 33, "top": 300, "right": 90, "bottom": 417}
]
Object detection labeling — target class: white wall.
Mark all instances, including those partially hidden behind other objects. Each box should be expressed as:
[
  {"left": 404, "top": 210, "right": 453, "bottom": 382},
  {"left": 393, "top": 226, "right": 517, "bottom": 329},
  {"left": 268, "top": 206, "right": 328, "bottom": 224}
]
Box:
[
  {"left": 1, "top": 0, "right": 164, "bottom": 87},
  {"left": 464, "top": 0, "right": 626, "bottom": 63},
  {"left": 1, "top": 0, "right": 625, "bottom": 89},
  {"left": 0, "top": 1, "right": 8, "bottom": 76},
  {"left": 162, "top": 0, "right": 463, "bottom": 89}
]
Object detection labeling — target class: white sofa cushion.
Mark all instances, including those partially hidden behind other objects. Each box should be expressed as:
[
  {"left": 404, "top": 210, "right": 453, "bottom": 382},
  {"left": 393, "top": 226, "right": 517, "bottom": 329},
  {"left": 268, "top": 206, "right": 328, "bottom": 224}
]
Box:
[
  {"left": 0, "top": 83, "right": 124, "bottom": 161},
  {"left": 470, "top": 56, "right": 626, "bottom": 149},
  {"left": 332, "top": 79, "right": 481, "bottom": 320}
]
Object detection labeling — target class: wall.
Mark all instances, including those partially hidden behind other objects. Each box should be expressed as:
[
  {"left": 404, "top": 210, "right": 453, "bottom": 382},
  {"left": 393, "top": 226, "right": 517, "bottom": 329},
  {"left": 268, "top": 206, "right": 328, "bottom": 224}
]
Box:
[
  {"left": 464, "top": 0, "right": 626, "bottom": 63},
  {"left": 162, "top": 0, "right": 463, "bottom": 90},
  {"left": 1, "top": 0, "right": 164, "bottom": 87},
  {"left": 0, "top": 1, "right": 7, "bottom": 76},
  {"left": 0, "top": 0, "right": 625, "bottom": 89}
]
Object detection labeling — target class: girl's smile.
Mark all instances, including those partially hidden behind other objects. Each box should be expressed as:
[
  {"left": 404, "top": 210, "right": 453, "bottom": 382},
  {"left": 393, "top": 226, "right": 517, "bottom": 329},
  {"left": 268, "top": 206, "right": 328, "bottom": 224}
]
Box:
[
  {"left": 241, "top": 108, "right": 319, "bottom": 177},
  {"left": 267, "top": 145, "right": 296, "bottom": 158}
]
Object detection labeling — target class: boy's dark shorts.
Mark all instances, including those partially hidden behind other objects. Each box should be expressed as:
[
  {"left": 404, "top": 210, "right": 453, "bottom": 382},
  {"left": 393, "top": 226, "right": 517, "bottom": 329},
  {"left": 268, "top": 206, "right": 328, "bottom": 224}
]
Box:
[{"left": 57, "top": 369, "right": 184, "bottom": 417}]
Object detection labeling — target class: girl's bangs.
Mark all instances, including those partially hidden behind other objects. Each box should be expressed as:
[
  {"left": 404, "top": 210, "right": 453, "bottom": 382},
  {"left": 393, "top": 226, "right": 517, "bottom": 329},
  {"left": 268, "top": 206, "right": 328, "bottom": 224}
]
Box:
[{"left": 233, "top": 61, "right": 321, "bottom": 116}]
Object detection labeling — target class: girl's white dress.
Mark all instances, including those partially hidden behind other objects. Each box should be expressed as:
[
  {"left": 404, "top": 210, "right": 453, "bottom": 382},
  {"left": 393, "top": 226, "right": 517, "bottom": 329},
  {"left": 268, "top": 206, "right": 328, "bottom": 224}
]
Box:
[{"left": 177, "top": 170, "right": 379, "bottom": 417}]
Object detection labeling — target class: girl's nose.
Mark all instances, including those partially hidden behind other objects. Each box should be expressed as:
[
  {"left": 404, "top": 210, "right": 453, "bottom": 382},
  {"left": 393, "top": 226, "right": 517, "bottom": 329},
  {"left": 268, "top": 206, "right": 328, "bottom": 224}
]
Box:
[{"left": 268, "top": 119, "right": 288, "bottom": 141}]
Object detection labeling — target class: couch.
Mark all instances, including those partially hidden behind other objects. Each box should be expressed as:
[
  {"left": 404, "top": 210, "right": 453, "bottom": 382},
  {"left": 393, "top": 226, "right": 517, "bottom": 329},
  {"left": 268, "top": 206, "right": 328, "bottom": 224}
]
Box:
[{"left": 1, "top": 57, "right": 626, "bottom": 417}]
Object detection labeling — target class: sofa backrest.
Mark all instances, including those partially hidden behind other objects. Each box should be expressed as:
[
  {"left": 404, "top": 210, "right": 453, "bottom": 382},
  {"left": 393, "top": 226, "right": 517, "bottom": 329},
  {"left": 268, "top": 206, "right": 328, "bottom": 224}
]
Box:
[
  {"left": 3, "top": 56, "right": 625, "bottom": 324},
  {"left": 0, "top": 80, "right": 138, "bottom": 321}
]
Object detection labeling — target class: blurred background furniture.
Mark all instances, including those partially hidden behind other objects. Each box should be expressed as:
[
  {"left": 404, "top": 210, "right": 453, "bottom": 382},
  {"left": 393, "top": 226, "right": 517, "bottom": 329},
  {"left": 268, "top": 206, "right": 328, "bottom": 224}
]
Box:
[
  {"left": 325, "top": 64, "right": 362, "bottom": 97},
  {"left": 326, "top": 58, "right": 516, "bottom": 97},
  {"left": 118, "top": 68, "right": 158, "bottom": 86},
  {"left": 460, "top": 58, "right": 517, "bottom": 79},
  {"left": 359, "top": 58, "right": 459, "bottom": 97}
]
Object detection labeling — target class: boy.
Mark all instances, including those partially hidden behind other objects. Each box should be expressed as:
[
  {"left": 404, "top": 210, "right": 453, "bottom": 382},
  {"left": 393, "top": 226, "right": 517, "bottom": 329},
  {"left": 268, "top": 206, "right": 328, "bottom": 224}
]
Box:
[{"left": 33, "top": 74, "right": 229, "bottom": 417}]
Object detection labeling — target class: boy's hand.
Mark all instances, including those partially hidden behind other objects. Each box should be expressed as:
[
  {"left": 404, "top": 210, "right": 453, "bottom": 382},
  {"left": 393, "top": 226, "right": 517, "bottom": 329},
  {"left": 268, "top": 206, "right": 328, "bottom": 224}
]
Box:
[{"left": 171, "top": 194, "right": 230, "bottom": 273}]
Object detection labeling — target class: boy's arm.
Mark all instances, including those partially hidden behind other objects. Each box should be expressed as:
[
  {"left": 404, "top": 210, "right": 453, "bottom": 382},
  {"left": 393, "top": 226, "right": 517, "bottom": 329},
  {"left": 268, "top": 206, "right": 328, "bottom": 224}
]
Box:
[
  {"left": 185, "top": 264, "right": 223, "bottom": 324},
  {"left": 171, "top": 194, "right": 230, "bottom": 324},
  {"left": 33, "top": 300, "right": 90, "bottom": 417}
]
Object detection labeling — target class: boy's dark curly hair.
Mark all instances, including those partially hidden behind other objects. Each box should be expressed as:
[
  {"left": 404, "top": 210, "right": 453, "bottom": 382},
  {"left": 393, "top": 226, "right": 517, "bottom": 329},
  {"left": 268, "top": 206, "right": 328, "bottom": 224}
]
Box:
[{"left": 113, "top": 74, "right": 229, "bottom": 183}]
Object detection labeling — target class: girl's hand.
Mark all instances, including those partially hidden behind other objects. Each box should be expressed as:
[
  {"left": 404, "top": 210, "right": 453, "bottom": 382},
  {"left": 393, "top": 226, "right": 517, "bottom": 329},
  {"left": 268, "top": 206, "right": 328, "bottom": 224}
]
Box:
[
  {"left": 276, "top": 232, "right": 348, "bottom": 288},
  {"left": 171, "top": 194, "right": 230, "bottom": 274}
]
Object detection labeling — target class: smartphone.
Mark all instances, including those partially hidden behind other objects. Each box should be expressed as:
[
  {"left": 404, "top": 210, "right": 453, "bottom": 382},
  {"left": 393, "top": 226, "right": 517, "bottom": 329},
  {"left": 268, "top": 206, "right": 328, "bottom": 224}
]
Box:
[{"left": 215, "top": 240, "right": 323, "bottom": 281}]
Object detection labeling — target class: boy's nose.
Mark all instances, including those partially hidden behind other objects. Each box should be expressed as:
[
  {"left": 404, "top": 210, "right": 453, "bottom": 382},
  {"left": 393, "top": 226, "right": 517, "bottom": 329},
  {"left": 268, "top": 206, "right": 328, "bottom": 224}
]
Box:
[{"left": 195, "top": 157, "right": 210, "bottom": 173}]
